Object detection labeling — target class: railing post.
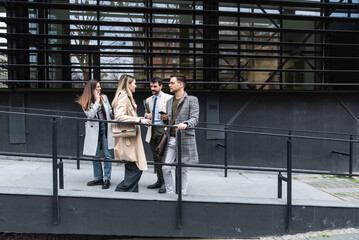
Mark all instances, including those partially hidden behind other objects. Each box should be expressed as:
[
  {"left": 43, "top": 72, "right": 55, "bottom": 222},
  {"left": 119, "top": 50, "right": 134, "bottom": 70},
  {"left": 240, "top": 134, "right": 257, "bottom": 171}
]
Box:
[
  {"left": 224, "top": 125, "right": 228, "bottom": 178},
  {"left": 52, "top": 118, "right": 59, "bottom": 225},
  {"left": 349, "top": 135, "right": 353, "bottom": 177},
  {"left": 76, "top": 119, "right": 81, "bottom": 170},
  {"left": 177, "top": 130, "right": 183, "bottom": 229},
  {"left": 59, "top": 159, "right": 64, "bottom": 189},
  {"left": 286, "top": 133, "right": 292, "bottom": 231},
  {"left": 278, "top": 171, "right": 282, "bottom": 199}
]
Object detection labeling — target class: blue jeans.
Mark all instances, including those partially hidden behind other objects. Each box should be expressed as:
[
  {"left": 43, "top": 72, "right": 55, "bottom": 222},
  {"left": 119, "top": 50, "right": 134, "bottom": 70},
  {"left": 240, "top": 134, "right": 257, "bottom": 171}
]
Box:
[{"left": 93, "top": 122, "right": 113, "bottom": 181}]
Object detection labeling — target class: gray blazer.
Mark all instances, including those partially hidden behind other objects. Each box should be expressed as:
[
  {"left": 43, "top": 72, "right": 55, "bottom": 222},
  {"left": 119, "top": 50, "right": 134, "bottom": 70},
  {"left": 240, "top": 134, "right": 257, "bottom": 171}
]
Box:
[
  {"left": 166, "top": 91, "right": 199, "bottom": 164},
  {"left": 83, "top": 94, "right": 114, "bottom": 156}
]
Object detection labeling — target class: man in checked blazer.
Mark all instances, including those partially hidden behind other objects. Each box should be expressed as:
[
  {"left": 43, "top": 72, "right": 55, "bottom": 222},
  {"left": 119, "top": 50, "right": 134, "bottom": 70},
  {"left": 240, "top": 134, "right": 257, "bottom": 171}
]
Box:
[
  {"left": 144, "top": 77, "right": 172, "bottom": 193},
  {"left": 160, "top": 73, "right": 199, "bottom": 195}
]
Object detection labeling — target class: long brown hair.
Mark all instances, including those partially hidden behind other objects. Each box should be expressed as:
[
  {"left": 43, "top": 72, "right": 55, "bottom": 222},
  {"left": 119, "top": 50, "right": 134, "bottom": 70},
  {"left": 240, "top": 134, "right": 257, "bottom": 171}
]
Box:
[
  {"left": 75, "top": 79, "right": 101, "bottom": 111},
  {"left": 112, "top": 74, "right": 136, "bottom": 108}
]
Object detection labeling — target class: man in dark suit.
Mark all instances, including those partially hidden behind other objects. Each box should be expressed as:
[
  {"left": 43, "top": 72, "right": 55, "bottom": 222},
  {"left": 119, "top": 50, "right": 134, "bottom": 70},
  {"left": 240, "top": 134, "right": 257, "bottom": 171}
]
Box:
[{"left": 144, "top": 77, "right": 172, "bottom": 193}]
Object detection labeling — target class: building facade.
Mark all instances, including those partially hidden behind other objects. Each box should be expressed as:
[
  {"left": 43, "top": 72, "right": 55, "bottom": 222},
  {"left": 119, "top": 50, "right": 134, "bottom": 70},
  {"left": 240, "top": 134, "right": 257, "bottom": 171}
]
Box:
[{"left": 0, "top": 0, "right": 358, "bottom": 171}]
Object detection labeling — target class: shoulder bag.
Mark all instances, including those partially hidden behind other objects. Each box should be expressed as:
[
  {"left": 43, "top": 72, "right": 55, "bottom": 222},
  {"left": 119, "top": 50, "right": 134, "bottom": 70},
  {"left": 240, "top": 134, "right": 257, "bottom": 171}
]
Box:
[{"left": 154, "top": 96, "right": 188, "bottom": 156}]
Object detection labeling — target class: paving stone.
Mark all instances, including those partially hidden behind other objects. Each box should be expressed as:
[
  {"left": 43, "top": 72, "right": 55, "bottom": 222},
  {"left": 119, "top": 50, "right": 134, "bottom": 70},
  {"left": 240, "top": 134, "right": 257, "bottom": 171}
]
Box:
[{"left": 281, "top": 235, "right": 292, "bottom": 240}]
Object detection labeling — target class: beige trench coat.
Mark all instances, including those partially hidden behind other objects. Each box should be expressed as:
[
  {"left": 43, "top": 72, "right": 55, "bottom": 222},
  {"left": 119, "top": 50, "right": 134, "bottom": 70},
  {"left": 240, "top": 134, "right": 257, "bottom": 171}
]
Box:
[{"left": 113, "top": 91, "right": 147, "bottom": 170}]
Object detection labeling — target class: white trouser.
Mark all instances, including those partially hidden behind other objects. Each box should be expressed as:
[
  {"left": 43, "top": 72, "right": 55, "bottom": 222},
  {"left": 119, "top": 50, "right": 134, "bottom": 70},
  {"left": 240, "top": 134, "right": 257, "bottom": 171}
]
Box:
[{"left": 162, "top": 136, "right": 189, "bottom": 195}]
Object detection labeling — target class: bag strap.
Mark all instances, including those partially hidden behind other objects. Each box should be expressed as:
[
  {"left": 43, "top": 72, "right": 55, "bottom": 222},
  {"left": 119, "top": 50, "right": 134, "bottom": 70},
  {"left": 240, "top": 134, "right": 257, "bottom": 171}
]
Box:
[{"left": 165, "top": 96, "right": 188, "bottom": 134}]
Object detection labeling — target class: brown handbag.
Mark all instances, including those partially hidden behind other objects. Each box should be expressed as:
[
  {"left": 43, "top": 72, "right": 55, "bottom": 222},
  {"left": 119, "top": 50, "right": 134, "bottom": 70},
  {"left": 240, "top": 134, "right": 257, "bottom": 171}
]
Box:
[
  {"left": 154, "top": 96, "right": 188, "bottom": 156},
  {"left": 110, "top": 122, "right": 137, "bottom": 138}
]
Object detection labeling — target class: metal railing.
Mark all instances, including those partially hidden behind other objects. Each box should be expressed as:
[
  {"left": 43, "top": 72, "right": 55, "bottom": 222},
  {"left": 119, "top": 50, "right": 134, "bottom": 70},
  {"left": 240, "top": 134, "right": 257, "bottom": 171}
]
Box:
[
  {"left": 1, "top": 103, "right": 358, "bottom": 176},
  {"left": 0, "top": 109, "right": 359, "bottom": 231}
]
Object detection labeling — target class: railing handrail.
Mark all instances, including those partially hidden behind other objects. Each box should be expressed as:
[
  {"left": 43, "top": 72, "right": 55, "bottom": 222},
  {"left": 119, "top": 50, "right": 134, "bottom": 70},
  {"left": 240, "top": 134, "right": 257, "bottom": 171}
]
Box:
[
  {"left": 1, "top": 105, "right": 358, "bottom": 138},
  {"left": 1, "top": 109, "right": 359, "bottom": 143},
  {"left": 1, "top": 150, "right": 358, "bottom": 177}
]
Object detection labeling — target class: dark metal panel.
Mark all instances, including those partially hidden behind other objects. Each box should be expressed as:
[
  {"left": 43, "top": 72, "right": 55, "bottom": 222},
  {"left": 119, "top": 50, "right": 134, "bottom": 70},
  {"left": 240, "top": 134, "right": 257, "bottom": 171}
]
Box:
[
  {"left": 8, "top": 93, "right": 26, "bottom": 144},
  {"left": 0, "top": 193, "right": 358, "bottom": 238},
  {"left": 205, "top": 94, "right": 224, "bottom": 140},
  {"left": 183, "top": 203, "right": 281, "bottom": 237},
  {"left": 313, "top": 207, "right": 357, "bottom": 231}
]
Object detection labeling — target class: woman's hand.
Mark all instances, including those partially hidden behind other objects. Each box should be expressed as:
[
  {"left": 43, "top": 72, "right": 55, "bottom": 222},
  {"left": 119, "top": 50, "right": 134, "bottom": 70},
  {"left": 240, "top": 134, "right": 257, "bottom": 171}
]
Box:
[
  {"left": 94, "top": 90, "right": 101, "bottom": 102},
  {"left": 140, "top": 117, "right": 151, "bottom": 125}
]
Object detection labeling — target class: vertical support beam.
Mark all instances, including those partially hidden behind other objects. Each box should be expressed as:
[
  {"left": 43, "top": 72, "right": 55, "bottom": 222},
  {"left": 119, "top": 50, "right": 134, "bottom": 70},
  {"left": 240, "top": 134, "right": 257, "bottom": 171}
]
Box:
[
  {"left": 224, "top": 125, "right": 228, "bottom": 178},
  {"left": 144, "top": 0, "right": 153, "bottom": 80},
  {"left": 149, "top": 0, "right": 153, "bottom": 80},
  {"left": 279, "top": 5, "right": 283, "bottom": 90},
  {"left": 59, "top": 159, "right": 64, "bottom": 189},
  {"left": 37, "top": 0, "right": 46, "bottom": 88},
  {"left": 97, "top": 0, "right": 100, "bottom": 48},
  {"left": 93, "top": 0, "right": 101, "bottom": 81},
  {"left": 203, "top": 0, "right": 219, "bottom": 88},
  {"left": 56, "top": 4, "right": 70, "bottom": 89},
  {"left": 96, "top": 0, "right": 101, "bottom": 81},
  {"left": 76, "top": 119, "right": 81, "bottom": 170},
  {"left": 237, "top": 2, "right": 241, "bottom": 90},
  {"left": 321, "top": 0, "right": 328, "bottom": 91},
  {"left": 286, "top": 134, "right": 292, "bottom": 231},
  {"left": 144, "top": 0, "right": 150, "bottom": 81},
  {"left": 179, "top": 2, "right": 191, "bottom": 80},
  {"left": 93, "top": 51, "right": 100, "bottom": 81},
  {"left": 6, "top": 0, "right": 30, "bottom": 88},
  {"left": 177, "top": 130, "right": 183, "bottom": 229},
  {"left": 278, "top": 171, "right": 282, "bottom": 199},
  {"left": 52, "top": 118, "right": 59, "bottom": 225},
  {"left": 349, "top": 135, "right": 353, "bottom": 177},
  {"left": 192, "top": 0, "right": 196, "bottom": 82}
]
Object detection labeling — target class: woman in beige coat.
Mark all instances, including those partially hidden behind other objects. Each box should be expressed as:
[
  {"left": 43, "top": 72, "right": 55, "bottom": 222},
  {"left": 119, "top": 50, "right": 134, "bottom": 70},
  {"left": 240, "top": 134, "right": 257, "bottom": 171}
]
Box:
[{"left": 112, "top": 74, "right": 151, "bottom": 192}]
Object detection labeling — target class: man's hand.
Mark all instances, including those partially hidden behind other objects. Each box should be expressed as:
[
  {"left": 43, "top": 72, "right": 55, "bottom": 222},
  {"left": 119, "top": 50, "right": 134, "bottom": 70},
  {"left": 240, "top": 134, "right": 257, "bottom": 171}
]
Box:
[
  {"left": 177, "top": 123, "right": 187, "bottom": 130},
  {"left": 160, "top": 113, "right": 169, "bottom": 121}
]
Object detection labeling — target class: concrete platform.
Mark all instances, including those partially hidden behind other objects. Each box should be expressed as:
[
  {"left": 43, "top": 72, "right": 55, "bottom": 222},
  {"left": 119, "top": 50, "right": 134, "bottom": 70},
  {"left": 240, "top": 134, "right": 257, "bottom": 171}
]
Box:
[
  {"left": 0, "top": 158, "right": 359, "bottom": 238},
  {"left": 0, "top": 158, "right": 358, "bottom": 205}
]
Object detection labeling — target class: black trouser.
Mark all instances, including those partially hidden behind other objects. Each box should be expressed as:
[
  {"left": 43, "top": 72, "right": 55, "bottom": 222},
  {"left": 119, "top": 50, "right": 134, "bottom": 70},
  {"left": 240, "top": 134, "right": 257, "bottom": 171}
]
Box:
[
  {"left": 115, "top": 162, "right": 142, "bottom": 192},
  {"left": 149, "top": 126, "right": 165, "bottom": 182}
]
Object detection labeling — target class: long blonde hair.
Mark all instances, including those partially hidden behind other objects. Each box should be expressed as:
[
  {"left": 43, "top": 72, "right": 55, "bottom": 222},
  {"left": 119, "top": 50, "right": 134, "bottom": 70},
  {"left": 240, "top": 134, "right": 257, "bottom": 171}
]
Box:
[{"left": 112, "top": 74, "right": 136, "bottom": 108}]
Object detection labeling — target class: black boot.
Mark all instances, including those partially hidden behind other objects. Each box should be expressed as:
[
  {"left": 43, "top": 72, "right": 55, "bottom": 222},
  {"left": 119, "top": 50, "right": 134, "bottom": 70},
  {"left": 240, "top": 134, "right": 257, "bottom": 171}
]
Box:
[
  {"left": 147, "top": 179, "right": 162, "bottom": 189},
  {"left": 158, "top": 183, "right": 166, "bottom": 193},
  {"left": 87, "top": 179, "right": 103, "bottom": 186}
]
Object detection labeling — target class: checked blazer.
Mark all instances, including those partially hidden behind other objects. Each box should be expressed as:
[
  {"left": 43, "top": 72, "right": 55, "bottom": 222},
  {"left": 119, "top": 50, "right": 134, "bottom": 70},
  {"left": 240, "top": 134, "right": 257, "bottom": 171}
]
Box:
[{"left": 165, "top": 91, "right": 199, "bottom": 164}]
